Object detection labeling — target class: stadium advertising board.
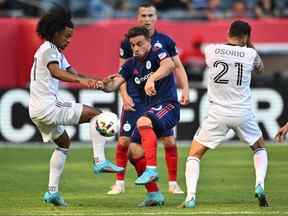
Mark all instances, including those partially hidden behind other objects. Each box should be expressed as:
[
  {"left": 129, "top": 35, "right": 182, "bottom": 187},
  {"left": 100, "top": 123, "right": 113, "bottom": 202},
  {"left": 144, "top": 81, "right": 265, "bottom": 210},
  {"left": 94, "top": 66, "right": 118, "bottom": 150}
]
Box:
[{"left": 0, "top": 87, "right": 287, "bottom": 143}]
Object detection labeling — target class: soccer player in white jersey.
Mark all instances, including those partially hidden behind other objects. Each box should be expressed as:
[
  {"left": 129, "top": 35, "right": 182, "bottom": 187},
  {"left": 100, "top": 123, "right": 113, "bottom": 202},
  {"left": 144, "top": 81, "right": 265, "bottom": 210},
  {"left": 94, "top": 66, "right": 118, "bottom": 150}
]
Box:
[
  {"left": 28, "top": 8, "right": 123, "bottom": 207},
  {"left": 179, "top": 20, "right": 269, "bottom": 208}
]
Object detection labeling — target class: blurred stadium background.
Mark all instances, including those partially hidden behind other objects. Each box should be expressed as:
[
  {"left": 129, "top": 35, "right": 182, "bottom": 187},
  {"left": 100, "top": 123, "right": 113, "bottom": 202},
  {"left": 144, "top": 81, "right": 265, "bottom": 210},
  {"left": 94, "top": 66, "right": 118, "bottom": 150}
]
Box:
[{"left": 0, "top": 0, "right": 288, "bottom": 215}]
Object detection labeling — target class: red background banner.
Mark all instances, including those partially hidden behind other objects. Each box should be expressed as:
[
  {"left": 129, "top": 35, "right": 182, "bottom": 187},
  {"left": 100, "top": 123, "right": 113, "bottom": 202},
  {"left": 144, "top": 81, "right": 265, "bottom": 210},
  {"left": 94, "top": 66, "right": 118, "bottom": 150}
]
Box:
[{"left": 0, "top": 18, "right": 287, "bottom": 87}]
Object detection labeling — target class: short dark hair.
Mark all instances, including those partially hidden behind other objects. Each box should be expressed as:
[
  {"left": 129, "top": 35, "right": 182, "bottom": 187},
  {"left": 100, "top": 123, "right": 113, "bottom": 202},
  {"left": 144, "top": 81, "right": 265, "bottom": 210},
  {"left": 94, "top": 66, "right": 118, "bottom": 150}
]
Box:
[
  {"left": 138, "top": 2, "right": 156, "bottom": 9},
  {"left": 37, "top": 7, "right": 74, "bottom": 41},
  {"left": 126, "top": 26, "right": 150, "bottom": 40},
  {"left": 229, "top": 20, "right": 251, "bottom": 38}
]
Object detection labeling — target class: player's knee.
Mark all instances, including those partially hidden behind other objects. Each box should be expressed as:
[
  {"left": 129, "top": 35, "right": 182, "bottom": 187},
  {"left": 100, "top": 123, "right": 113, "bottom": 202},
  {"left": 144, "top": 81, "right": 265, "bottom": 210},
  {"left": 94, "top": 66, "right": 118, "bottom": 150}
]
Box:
[
  {"left": 128, "top": 143, "right": 144, "bottom": 160},
  {"left": 161, "top": 136, "right": 176, "bottom": 148},
  {"left": 80, "top": 105, "right": 102, "bottom": 123},
  {"left": 188, "top": 139, "right": 208, "bottom": 159},
  {"left": 118, "top": 137, "right": 131, "bottom": 148},
  {"left": 251, "top": 136, "right": 265, "bottom": 152},
  {"left": 53, "top": 131, "right": 71, "bottom": 149},
  {"left": 136, "top": 116, "right": 152, "bottom": 128}
]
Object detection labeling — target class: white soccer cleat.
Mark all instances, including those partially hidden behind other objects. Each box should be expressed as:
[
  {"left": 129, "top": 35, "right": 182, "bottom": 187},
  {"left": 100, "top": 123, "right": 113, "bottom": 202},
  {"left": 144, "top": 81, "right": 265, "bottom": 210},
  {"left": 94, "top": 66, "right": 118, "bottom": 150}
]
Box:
[
  {"left": 107, "top": 183, "right": 125, "bottom": 195},
  {"left": 168, "top": 182, "right": 184, "bottom": 194}
]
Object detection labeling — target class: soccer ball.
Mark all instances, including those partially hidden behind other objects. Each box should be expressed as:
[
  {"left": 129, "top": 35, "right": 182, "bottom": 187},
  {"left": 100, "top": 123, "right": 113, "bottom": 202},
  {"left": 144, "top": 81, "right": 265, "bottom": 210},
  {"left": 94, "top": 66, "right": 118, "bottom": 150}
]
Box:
[{"left": 96, "top": 112, "right": 119, "bottom": 137}]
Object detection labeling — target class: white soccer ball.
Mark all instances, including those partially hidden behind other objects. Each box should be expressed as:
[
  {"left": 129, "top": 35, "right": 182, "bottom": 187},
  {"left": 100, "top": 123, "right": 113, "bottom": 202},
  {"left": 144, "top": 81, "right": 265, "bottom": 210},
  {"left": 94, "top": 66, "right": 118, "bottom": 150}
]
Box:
[{"left": 96, "top": 112, "right": 119, "bottom": 137}]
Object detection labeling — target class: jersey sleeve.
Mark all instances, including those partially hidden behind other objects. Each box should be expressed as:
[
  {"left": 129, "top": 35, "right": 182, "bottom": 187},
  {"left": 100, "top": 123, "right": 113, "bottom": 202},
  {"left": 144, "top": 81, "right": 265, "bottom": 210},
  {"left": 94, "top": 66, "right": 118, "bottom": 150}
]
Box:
[
  {"left": 42, "top": 48, "right": 59, "bottom": 67},
  {"left": 165, "top": 36, "right": 178, "bottom": 57},
  {"left": 204, "top": 44, "right": 214, "bottom": 66},
  {"left": 120, "top": 38, "right": 133, "bottom": 59},
  {"left": 118, "top": 61, "right": 131, "bottom": 81},
  {"left": 62, "top": 54, "right": 71, "bottom": 69}
]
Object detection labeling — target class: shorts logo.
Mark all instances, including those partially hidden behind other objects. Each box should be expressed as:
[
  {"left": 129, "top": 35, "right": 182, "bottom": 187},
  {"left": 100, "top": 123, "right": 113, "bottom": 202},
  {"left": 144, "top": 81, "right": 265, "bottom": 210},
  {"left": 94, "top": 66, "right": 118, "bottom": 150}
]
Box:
[
  {"left": 134, "top": 77, "right": 141, "bottom": 85},
  {"left": 146, "top": 61, "right": 151, "bottom": 70},
  {"left": 154, "top": 41, "right": 163, "bottom": 49},
  {"left": 151, "top": 105, "right": 162, "bottom": 111},
  {"left": 120, "top": 48, "right": 124, "bottom": 57},
  {"left": 123, "top": 122, "right": 131, "bottom": 132}
]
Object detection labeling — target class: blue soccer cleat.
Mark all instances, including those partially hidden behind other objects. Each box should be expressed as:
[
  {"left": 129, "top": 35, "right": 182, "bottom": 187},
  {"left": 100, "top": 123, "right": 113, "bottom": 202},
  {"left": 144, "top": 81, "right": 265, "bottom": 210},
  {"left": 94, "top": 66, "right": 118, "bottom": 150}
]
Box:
[
  {"left": 93, "top": 160, "right": 124, "bottom": 175},
  {"left": 177, "top": 198, "right": 196, "bottom": 208},
  {"left": 43, "top": 192, "right": 67, "bottom": 207},
  {"left": 255, "top": 184, "right": 269, "bottom": 207},
  {"left": 138, "top": 191, "right": 165, "bottom": 207},
  {"left": 135, "top": 168, "right": 159, "bottom": 185}
]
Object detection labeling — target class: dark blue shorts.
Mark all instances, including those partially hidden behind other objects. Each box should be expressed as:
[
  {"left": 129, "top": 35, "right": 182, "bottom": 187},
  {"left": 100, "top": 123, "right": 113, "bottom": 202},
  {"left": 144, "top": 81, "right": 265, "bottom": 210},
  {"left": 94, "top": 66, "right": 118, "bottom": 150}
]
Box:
[
  {"left": 119, "top": 103, "right": 146, "bottom": 137},
  {"left": 131, "top": 102, "right": 180, "bottom": 144}
]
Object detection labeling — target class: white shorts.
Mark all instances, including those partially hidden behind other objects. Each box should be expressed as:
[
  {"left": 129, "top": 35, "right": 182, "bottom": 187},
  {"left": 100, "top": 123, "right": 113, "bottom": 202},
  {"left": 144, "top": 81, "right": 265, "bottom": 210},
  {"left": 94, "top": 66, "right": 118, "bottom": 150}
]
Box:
[
  {"left": 31, "top": 101, "right": 83, "bottom": 142},
  {"left": 194, "top": 111, "right": 262, "bottom": 149}
]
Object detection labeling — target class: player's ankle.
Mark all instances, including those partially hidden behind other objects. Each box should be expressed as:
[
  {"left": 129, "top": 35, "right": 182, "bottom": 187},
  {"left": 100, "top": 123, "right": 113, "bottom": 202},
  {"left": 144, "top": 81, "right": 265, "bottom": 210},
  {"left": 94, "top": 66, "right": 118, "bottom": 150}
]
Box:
[{"left": 115, "top": 180, "right": 125, "bottom": 186}]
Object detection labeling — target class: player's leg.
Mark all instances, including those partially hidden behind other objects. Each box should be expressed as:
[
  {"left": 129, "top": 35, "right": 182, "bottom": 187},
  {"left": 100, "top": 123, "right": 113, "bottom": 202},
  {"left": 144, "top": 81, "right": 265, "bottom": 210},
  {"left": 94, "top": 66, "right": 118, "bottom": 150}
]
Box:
[
  {"left": 179, "top": 112, "right": 227, "bottom": 208},
  {"left": 134, "top": 116, "right": 159, "bottom": 185},
  {"left": 160, "top": 135, "right": 184, "bottom": 194},
  {"left": 135, "top": 102, "right": 180, "bottom": 185},
  {"left": 107, "top": 136, "right": 130, "bottom": 195},
  {"left": 235, "top": 113, "right": 269, "bottom": 207},
  {"left": 43, "top": 130, "right": 70, "bottom": 207},
  {"left": 56, "top": 103, "right": 123, "bottom": 174},
  {"left": 128, "top": 143, "right": 164, "bottom": 207},
  {"left": 178, "top": 139, "right": 208, "bottom": 208}
]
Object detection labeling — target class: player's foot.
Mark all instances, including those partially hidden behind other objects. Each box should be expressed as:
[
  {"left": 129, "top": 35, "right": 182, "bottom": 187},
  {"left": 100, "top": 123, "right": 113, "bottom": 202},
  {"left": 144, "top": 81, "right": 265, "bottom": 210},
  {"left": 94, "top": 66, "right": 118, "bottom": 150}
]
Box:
[
  {"left": 93, "top": 160, "right": 124, "bottom": 174},
  {"left": 255, "top": 184, "right": 269, "bottom": 207},
  {"left": 168, "top": 182, "right": 184, "bottom": 194},
  {"left": 138, "top": 191, "right": 165, "bottom": 207},
  {"left": 43, "top": 192, "right": 67, "bottom": 207},
  {"left": 107, "top": 183, "right": 125, "bottom": 195},
  {"left": 177, "top": 198, "right": 196, "bottom": 208},
  {"left": 135, "top": 168, "right": 159, "bottom": 185}
]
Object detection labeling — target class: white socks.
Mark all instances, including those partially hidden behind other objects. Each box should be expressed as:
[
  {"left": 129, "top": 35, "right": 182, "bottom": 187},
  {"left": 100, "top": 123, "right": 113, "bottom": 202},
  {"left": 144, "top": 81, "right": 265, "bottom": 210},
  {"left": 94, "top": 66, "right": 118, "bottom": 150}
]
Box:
[
  {"left": 115, "top": 180, "right": 125, "bottom": 187},
  {"left": 185, "top": 156, "right": 200, "bottom": 202},
  {"left": 90, "top": 116, "right": 106, "bottom": 163},
  {"left": 253, "top": 148, "right": 268, "bottom": 189},
  {"left": 48, "top": 147, "right": 69, "bottom": 193}
]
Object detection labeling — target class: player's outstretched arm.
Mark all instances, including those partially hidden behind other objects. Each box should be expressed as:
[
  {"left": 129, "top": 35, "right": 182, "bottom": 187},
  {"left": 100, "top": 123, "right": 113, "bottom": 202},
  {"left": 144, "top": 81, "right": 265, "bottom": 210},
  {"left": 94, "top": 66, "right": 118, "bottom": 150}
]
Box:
[
  {"left": 48, "top": 63, "right": 98, "bottom": 88},
  {"left": 172, "top": 55, "right": 190, "bottom": 105},
  {"left": 145, "top": 57, "right": 175, "bottom": 96},
  {"left": 275, "top": 122, "right": 288, "bottom": 142},
  {"left": 101, "top": 74, "right": 126, "bottom": 92}
]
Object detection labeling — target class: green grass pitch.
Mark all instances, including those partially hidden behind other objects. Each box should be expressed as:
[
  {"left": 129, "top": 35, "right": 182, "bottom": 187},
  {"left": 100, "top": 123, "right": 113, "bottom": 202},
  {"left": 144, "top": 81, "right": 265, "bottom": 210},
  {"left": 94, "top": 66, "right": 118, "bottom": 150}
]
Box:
[{"left": 0, "top": 143, "right": 287, "bottom": 216}]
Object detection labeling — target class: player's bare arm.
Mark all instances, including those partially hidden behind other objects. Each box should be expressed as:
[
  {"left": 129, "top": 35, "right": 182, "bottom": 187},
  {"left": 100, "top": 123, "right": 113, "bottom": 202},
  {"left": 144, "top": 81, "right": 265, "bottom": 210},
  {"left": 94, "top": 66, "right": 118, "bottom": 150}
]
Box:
[
  {"left": 275, "top": 122, "right": 288, "bottom": 142},
  {"left": 119, "top": 58, "right": 135, "bottom": 111},
  {"left": 47, "top": 63, "right": 98, "bottom": 88},
  {"left": 102, "top": 74, "right": 126, "bottom": 92},
  {"left": 145, "top": 57, "right": 175, "bottom": 96},
  {"left": 172, "top": 55, "right": 190, "bottom": 105}
]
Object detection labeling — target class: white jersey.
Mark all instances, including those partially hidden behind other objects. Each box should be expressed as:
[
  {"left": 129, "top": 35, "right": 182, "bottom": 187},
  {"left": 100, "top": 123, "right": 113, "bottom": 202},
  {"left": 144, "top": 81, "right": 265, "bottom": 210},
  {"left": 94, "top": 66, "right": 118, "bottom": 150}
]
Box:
[
  {"left": 29, "top": 41, "right": 70, "bottom": 118},
  {"left": 205, "top": 44, "right": 263, "bottom": 115}
]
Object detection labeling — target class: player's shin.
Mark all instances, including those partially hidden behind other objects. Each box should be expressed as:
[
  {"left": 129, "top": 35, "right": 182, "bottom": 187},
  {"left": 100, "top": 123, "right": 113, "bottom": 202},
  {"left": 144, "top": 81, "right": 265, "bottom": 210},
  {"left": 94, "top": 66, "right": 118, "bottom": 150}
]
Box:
[
  {"left": 164, "top": 145, "right": 177, "bottom": 181},
  {"left": 253, "top": 148, "right": 268, "bottom": 189},
  {"left": 90, "top": 116, "right": 106, "bottom": 162},
  {"left": 48, "top": 147, "right": 69, "bottom": 193},
  {"left": 138, "top": 126, "right": 157, "bottom": 167},
  {"left": 185, "top": 156, "right": 200, "bottom": 202},
  {"left": 115, "top": 143, "right": 128, "bottom": 180}
]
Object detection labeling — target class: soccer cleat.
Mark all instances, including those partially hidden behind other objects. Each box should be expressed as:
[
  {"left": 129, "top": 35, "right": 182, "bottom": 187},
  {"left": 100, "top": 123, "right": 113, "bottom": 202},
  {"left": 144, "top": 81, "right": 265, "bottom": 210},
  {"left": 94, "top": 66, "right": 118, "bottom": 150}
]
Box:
[
  {"left": 168, "top": 182, "right": 184, "bottom": 194},
  {"left": 135, "top": 168, "right": 159, "bottom": 185},
  {"left": 255, "top": 184, "right": 269, "bottom": 207},
  {"left": 107, "top": 183, "right": 125, "bottom": 195},
  {"left": 138, "top": 191, "right": 165, "bottom": 207},
  {"left": 93, "top": 160, "right": 124, "bottom": 175},
  {"left": 177, "top": 198, "right": 196, "bottom": 208},
  {"left": 43, "top": 192, "right": 67, "bottom": 207}
]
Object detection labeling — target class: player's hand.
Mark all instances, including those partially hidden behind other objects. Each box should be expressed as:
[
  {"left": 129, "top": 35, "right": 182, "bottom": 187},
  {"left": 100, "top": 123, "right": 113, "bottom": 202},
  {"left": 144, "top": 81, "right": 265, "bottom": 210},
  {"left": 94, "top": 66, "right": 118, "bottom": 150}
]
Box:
[
  {"left": 122, "top": 94, "right": 136, "bottom": 111},
  {"left": 180, "top": 87, "right": 189, "bottom": 106},
  {"left": 78, "top": 78, "right": 99, "bottom": 89},
  {"left": 274, "top": 123, "right": 288, "bottom": 142},
  {"left": 145, "top": 78, "right": 156, "bottom": 96}
]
